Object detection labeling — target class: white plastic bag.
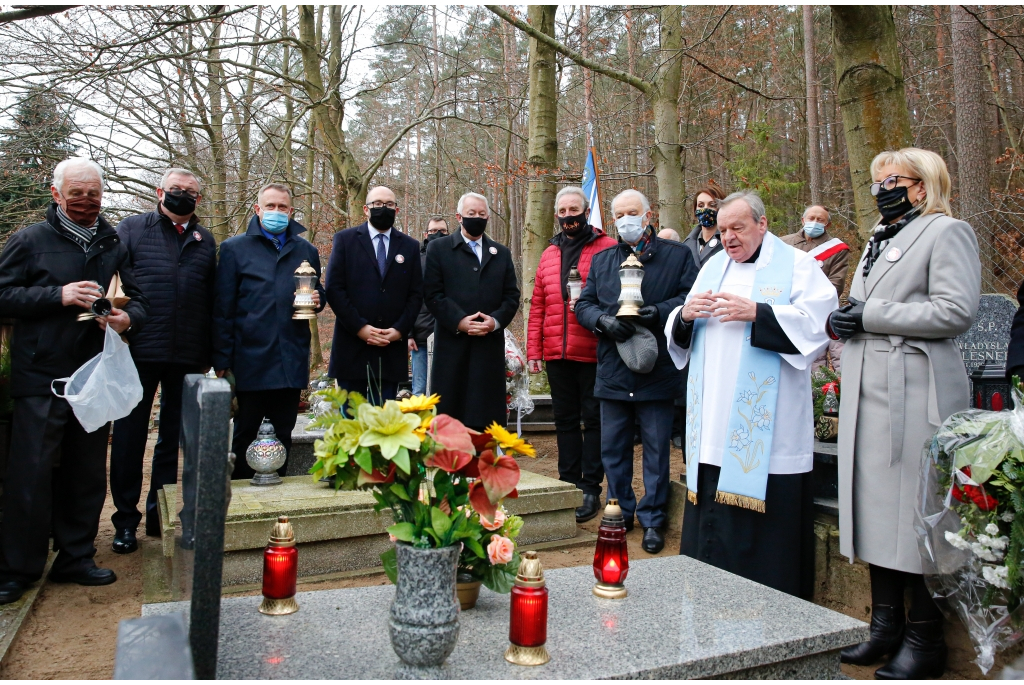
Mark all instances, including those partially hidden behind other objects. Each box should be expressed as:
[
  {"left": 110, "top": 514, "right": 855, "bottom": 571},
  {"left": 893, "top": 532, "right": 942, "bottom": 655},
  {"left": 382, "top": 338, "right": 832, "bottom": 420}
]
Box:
[{"left": 51, "top": 325, "right": 143, "bottom": 432}]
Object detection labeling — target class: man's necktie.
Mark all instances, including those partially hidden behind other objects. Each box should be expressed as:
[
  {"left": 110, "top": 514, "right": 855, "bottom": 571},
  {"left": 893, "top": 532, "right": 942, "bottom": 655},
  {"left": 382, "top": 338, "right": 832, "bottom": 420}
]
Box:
[
  {"left": 376, "top": 234, "right": 387, "bottom": 276},
  {"left": 174, "top": 224, "right": 185, "bottom": 235},
  {"left": 469, "top": 240, "right": 480, "bottom": 262}
]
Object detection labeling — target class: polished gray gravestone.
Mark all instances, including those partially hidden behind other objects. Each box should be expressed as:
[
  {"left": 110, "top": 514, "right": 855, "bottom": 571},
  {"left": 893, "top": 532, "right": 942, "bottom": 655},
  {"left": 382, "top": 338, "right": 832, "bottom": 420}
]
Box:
[
  {"left": 116, "top": 375, "right": 232, "bottom": 680},
  {"left": 113, "top": 614, "right": 195, "bottom": 680},
  {"left": 145, "top": 554, "right": 867, "bottom": 679},
  {"left": 956, "top": 293, "right": 1016, "bottom": 375}
]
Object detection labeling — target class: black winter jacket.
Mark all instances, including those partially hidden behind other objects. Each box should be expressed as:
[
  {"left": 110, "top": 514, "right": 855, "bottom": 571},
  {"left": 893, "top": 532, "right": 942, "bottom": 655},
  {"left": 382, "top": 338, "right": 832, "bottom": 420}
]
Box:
[
  {"left": 212, "top": 216, "right": 325, "bottom": 392},
  {"left": 574, "top": 235, "right": 698, "bottom": 402},
  {"left": 412, "top": 240, "right": 435, "bottom": 344},
  {"left": 0, "top": 205, "right": 149, "bottom": 397},
  {"left": 116, "top": 208, "right": 216, "bottom": 367}
]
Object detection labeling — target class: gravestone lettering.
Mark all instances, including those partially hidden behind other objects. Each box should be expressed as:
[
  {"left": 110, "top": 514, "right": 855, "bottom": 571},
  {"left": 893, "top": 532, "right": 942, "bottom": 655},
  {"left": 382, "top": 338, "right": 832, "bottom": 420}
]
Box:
[{"left": 955, "top": 293, "right": 1016, "bottom": 374}]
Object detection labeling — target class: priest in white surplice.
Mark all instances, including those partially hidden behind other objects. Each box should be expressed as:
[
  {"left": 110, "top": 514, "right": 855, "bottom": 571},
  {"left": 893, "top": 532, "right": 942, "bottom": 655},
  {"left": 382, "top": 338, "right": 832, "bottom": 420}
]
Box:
[{"left": 664, "top": 190, "right": 837, "bottom": 598}]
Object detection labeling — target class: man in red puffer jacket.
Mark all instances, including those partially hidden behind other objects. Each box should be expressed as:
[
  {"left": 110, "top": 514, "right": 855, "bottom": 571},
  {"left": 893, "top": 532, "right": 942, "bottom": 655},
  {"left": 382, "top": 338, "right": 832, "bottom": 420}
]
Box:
[{"left": 527, "top": 186, "right": 616, "bottom": 522}]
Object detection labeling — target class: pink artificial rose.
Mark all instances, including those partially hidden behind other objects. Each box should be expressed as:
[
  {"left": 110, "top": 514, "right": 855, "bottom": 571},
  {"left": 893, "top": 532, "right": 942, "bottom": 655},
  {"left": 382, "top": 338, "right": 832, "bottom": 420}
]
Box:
[
  {"left": 388, "top": 533, "right": 397, "bottom": 543},
  {"left": 487, "top": 534, "right": 515, "bottom": 565},
  {"left": 480, "top": 508, "right": 506, "bottom": 531}
]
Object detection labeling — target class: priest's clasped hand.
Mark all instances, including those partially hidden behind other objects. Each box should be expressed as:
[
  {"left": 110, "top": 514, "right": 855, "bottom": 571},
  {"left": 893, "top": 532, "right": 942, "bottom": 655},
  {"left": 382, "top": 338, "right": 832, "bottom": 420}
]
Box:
[
  {"left": 682, "top": 290, "right": 757, "bottom": 323},
  {"left": 597, "top": 314, "right": 636, "bottom": 343},
  {"left": 827, "top": 297, "right": 864, "bottom": 340}
]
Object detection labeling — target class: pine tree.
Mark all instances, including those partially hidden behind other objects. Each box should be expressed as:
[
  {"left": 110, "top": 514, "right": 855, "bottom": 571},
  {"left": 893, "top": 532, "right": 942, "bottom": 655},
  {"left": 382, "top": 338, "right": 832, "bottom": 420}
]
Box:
[{"left": 0, "top": 88, "right": 76, "bottom": 240}]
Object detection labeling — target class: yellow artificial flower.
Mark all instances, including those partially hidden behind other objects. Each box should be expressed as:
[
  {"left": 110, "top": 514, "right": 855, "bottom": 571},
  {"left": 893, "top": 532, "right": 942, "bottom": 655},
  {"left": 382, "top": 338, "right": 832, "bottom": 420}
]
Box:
[
  {"left": 412, "top": 415, "right": 433, "bottom": 440},
  {"left": 358, "top": 400, "right": 422, "bottom": 460},
  {"left": 484, "top": 422, "right": 536, "bottom": 458},
  {"left": 398, "top": 393, "right": 441, "bottom": 414}
]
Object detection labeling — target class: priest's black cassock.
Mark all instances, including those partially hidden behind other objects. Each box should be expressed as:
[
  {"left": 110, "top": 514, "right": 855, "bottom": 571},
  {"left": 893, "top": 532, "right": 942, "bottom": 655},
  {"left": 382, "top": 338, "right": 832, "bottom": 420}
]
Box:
[
  {"left": 665, "top": 235, "right": 836, "bottom": 599},
  {"left": 423, "top": 231, "right": 520, "bottom": 430}
]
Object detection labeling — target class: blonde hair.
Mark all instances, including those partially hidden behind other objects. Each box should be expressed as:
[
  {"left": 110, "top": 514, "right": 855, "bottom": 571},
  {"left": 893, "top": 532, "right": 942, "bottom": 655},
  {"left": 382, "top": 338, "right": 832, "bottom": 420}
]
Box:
[{"left": 869, "top": 147, "right": 952, "bottom": 218}]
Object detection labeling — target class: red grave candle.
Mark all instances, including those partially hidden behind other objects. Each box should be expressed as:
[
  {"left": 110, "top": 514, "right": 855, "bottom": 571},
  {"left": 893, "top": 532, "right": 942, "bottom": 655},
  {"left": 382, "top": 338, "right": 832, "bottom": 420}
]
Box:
[
  {"left": 258, "top": 516, "right": 299, "bottom": 615},
  {"left": 592, "top": 499, "right": 629, "bottom": 599},
  {"left": 504, "top": 550, "right": 550, "bottom": 666}
]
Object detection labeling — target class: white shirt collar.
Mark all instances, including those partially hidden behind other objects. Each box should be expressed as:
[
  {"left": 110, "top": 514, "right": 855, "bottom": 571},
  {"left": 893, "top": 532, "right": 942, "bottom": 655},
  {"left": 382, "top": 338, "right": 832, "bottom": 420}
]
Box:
[{"left": 371, "top": 227, "right": 392, "bottom": 240}]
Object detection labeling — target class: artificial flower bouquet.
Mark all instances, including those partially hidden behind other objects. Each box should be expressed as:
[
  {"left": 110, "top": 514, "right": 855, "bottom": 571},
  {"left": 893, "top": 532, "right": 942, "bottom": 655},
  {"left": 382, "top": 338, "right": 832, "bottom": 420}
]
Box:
[
  {"left": 918, "top": 381, "right": 1024, "bottom": 673},
  {"left": 307, "top": 389, "right": 535, "bottom": 583},
  {"left": 458, "top": 504, "right": 524, "bottom": 593}
]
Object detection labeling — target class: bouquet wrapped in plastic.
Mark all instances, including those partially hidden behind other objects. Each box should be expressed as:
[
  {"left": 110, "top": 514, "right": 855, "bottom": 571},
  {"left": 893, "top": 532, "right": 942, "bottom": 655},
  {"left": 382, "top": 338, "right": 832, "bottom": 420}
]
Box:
[
  {"left": 917, "top": 383, "right": 1024, "bottom": 673},
  {"left": 504, "top": 329, "right": 533, "bottom": 432}
]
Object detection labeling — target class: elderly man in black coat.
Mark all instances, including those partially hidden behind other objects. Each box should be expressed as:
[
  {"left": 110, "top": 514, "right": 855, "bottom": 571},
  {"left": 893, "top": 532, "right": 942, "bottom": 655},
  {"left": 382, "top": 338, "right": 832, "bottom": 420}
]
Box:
[
  {"left": 109, "top": 168, "right": 216, "bottom": 553},
  {"left": 213, "top": 183, "right": 325, "bottom": 480},
  {"left": 325, "top": 186, "right": 422, "bottom": 404},
  {"left": 575, "top": 188, "right": 698, "bottom": 555},
  {"left": 0, "top": 158, "right": 149, "bottom": 603},
  {"left": 423, "top": 192, "right": 520, "bottom": 430}
]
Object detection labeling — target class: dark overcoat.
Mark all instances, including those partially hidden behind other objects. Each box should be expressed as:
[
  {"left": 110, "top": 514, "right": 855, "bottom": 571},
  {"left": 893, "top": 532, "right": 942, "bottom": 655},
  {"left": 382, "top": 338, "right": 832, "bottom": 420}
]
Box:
[
  {"left": 423, "top": 232, "right": 520, "bottom": 429},
  {"left": 325, "top": 222, "right": 423, "bottom": 382},
  {"left": 211, "top": 216, "right": 325, "bottom": 392},
  {"left": 116, "top": 208, "right": 217, "bottom": 368},
  {"left": 0, "top": 205, "right": 149, "bottom": 397},
  {"left": 574, "top": 237, "right": 698, "bottom": 402}
]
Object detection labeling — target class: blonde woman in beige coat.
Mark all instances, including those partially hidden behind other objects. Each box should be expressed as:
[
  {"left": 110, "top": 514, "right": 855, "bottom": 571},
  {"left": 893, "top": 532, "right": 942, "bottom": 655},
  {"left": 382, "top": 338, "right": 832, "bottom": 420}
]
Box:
[{"left": 828, "top": 148, "right": 980, "bottom": 680}]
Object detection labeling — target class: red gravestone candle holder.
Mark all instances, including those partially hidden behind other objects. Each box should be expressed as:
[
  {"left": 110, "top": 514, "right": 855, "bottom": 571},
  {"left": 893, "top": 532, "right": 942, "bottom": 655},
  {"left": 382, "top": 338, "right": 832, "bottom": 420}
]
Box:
[
  {"left": 504, "top": 550, "right": 550, "bottom": 666},
  {"left": 593, "top": 498, "right": 629, "bottom": 599},
  {"left": 258, "top": 515, "right": 299, "bottom": 615}
]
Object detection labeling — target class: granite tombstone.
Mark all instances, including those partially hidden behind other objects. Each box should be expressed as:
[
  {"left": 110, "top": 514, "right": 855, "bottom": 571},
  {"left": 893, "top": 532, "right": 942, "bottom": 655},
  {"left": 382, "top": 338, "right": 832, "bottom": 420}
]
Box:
[{"left": 956, "top": 293, "right": 1016, "bottom": 375}]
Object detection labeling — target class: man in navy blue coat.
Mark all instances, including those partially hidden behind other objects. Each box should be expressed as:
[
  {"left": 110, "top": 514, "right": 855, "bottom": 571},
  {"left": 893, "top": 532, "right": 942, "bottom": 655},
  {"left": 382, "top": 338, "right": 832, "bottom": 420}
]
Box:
[
  {"left": 325, "top": 186, "right": 422, "bottom": 404},
  {"left": 212, "top": 183, "right": 325, "bottom": 480}
]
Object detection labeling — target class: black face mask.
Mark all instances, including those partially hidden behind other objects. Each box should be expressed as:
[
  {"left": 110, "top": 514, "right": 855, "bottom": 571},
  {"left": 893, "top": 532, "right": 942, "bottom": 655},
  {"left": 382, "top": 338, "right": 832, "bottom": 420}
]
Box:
[
  {"left": 423, "top": 231, "right": 447, "bottom": 245},
  {"left": 369, "top": 206, "right": 396, "bottom": 230},
  {"left": 162, "top": 190, "right": 197, "bottom": 217},
  {"left": 875, "top": 186, "right": 916, "bottom": 223},
  {"left": 558, "top": 212, "right": 588, "bottom": 237},
  {"left": 461, "top": 216, "right": 487, "bottom": 237}
]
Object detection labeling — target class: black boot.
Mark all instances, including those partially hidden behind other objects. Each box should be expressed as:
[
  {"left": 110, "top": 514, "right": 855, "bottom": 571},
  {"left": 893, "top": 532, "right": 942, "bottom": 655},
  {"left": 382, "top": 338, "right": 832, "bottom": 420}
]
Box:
[
  {"left": 874, "top": 618, "right": 947, "bottom": 679},
  {"left": 840, "top": 605, "right": 905, "bottom": 666},
  {"left": 575, "top": 494, "right": 601, "bottom": 523}
]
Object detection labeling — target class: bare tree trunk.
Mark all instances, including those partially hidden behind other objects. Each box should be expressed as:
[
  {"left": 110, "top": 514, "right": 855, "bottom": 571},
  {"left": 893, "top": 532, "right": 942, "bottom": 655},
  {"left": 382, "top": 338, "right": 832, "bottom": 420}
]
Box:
[
  {"left": 803, "top": 5, "right": 822, "bottom": 205},
  {"left": 523, "top": 5, "right": 558, "bottom": 347},
  {"left": 831, "top": 5, "right": 914, "bottom": 237},
  {"left": 951, "top": 4, "right": 993, "bottom": 285},
  {"left": 625, "top": 9, "right": 637, "bottom": 176},
  {"left": 650, "top": 5, "right": 684, "bottom": 230},
  {"left": 281, "top": 6, "right": 294, "bottom": 187}
]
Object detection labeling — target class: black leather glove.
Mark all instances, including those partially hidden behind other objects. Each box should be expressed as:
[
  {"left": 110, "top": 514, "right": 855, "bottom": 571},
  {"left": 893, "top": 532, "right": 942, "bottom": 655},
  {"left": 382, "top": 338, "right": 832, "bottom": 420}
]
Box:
[
  {"left": 597, "top": 314, "right": 636, "bottom": 343},
  {"left": 827, "top": 297, "right": 865, "bottom": 341},
  {"left": 636, "top": 305, "right": 660, "bottom": 329}
]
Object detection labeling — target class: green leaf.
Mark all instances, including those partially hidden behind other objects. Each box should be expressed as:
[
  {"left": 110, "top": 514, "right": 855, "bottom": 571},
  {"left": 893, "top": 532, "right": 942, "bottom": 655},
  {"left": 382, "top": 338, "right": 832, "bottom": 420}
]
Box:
[
  {"left": 464, "top": 537, "right": 485, "bottom": 559},
  {"left": 431, "top": 507, "right": 452, "bottom": 537},
  {"left": 387, "top": 522, "right": 417, "bottom": 542},
  {"left": 380, "top": 547, "right": 398, "bottom": 584},
  {"left": 390, "top": 483, "right": 412, "bottom": 502},
  {"left": 353, "top": 446, "right": 372, "bottom": 474},
  {"left": 393, "top": 446, "right": 411, "bottom": 475},
  {"left": 481, "top": 563, "right": 516, "bottom": 594}
]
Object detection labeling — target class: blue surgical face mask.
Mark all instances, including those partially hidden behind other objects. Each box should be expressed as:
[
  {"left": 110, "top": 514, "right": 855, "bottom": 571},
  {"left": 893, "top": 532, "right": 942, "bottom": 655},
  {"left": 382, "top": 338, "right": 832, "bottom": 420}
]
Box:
[
  {"left": 803, "top": 221, "right": 826, "bottom": 239},
  {"left": 261, "top": 210, "right": 290, "bottom": 234},
  {"left": 615, "top": 214, "right": 645, "bottom": 243}
]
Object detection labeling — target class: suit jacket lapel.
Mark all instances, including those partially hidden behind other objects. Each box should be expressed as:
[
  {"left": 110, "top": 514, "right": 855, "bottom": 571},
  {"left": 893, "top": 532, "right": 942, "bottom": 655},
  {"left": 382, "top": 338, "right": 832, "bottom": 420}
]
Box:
[
  {"left": 358, "top": 223, "right": 384, "bottom": 279},
  {"left": 479, "top": 234, "right": 494, "bottom": 271},
  {"left": 382, "top": 232, "right": 401, "bottom": 279},
  {"left": 865, "top": 213, "right": 940, "bottom": 297}
]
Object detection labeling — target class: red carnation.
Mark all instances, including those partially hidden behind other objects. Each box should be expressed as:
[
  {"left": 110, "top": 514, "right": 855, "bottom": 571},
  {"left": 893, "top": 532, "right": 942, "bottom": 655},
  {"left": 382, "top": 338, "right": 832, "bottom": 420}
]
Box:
[{"left": 951, "top": 466, "right": 998, "bottom": 511}]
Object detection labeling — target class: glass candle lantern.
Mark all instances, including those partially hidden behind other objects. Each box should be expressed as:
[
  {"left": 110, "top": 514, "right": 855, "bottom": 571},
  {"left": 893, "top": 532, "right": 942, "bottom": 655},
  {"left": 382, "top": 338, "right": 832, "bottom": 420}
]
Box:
[
  {"left": 246, "top": 419, "right": 287, "bottom": 486},
  {"left": 258, "top": 516, "right": 299, "bottom": 615},
  {"left": 616, "top": 254, "right": 645, "bottom": 318},
  {"left": 292, "top": 260, "right": 318, "bottom": 320},
  {"left": 592, "top": 499, "right": 629, "bottom": 599},
  {"left": 567, "top": 266, "right": 582, "bottom": 312},
  {"left": 504, "top": 550, "right": 550, "bottom": 666}
]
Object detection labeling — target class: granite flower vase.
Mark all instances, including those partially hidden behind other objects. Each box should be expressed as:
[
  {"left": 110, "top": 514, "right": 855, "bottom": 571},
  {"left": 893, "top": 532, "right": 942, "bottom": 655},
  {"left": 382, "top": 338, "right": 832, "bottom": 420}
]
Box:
[{"left": 388, "top": 542, "right": 461, "bottom": 667}]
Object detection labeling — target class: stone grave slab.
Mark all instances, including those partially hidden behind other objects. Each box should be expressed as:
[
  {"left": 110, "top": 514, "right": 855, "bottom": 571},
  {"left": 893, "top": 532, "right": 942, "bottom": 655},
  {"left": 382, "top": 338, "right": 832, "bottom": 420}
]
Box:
[
  {"left": 158, "top": 469, "right": 582, "bottom": 586},
  {"left": 144, "top": 554, "right": 867, "bottom": 679},
  {"left": 956, "top": 293, "right": 1016, "bottom": 375}
]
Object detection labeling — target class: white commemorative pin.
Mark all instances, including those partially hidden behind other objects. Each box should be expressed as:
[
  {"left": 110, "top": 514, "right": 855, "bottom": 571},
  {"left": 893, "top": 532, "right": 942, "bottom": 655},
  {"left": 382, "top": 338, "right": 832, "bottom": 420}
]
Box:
[
  {"left": 395, "top": 254, "right": 405, "bottom": 264},
  {"left": 885, "top": 247, "right": 902, "bottom": 262}
]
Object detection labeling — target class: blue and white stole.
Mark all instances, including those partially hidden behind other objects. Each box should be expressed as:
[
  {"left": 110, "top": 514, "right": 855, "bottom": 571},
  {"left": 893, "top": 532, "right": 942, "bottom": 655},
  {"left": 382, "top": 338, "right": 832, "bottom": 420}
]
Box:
[{"left": 685, "top": 233, "right": 795, "bottom": 513}]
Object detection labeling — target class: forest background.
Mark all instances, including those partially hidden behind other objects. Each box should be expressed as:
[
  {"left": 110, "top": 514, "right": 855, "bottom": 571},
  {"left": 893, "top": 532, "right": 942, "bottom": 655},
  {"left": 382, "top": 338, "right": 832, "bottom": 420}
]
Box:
[{"left": 1, "top": 4, "right": 1023, "bottom": 349}]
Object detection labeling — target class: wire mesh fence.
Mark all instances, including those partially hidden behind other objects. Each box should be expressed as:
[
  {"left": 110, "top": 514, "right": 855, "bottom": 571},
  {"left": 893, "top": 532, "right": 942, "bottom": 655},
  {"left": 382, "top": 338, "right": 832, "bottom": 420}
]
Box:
[{"left": 977, "top": 192, "right": 1024, "bottom": 297}]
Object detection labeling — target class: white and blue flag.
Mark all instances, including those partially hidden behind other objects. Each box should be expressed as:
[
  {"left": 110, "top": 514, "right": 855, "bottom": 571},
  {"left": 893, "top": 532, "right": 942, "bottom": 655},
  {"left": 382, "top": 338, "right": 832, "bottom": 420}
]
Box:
[{"left": 581, "top": 147, "right": 603, "bottom": 231}]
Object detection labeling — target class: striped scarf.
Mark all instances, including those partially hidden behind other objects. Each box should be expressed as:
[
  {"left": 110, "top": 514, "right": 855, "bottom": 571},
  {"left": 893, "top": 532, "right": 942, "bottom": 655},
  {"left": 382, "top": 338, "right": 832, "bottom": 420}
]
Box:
[
  {"left": 632, "top": 225, "right": 655, "bottom": 256},
  {"left": 55, "top": 205, "right": 98, "bottom": 250}
]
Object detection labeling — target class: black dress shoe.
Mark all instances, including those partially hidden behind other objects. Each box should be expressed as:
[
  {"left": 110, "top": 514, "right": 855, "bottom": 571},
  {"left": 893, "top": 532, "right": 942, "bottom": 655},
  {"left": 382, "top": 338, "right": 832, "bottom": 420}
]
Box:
[
  {"left": 49, "top": 564, "right": 117, "bottom": 586},
  {"left": 641, "top": 527, "right": 665, "bottom": 554},
  {"left": 112, "top": 528, "right": 138, "bottom": 554},
  {"left": 575, "top": 494, "right": 601, "bottom": 523},
  {"left": 623, "top": 518, "right": 635, "bottom": 533},
  {"left": 0, "top": 580, "right": 27, "bottom": 605},
  {"left": 874, "top": 618, "right": 947, "bottom": 679},
  {"left": 841, "top": 604, "right": 904, "bottom": 666}
]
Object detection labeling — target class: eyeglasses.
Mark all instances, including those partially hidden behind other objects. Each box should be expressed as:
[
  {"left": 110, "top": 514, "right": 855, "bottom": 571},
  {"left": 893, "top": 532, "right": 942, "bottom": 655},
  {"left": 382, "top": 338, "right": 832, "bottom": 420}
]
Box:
[
  {"left": 165, "top": 188, "right": 200, "bottom": 199},
  {"left": 870, "top": 175, "right": 921, "bottom": 196},
  {"left": 427, "top": 229, "right": 448, "bottom": 236},
  {"left": 368, "top": 201, "right": 398, "bottom": 209}
]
